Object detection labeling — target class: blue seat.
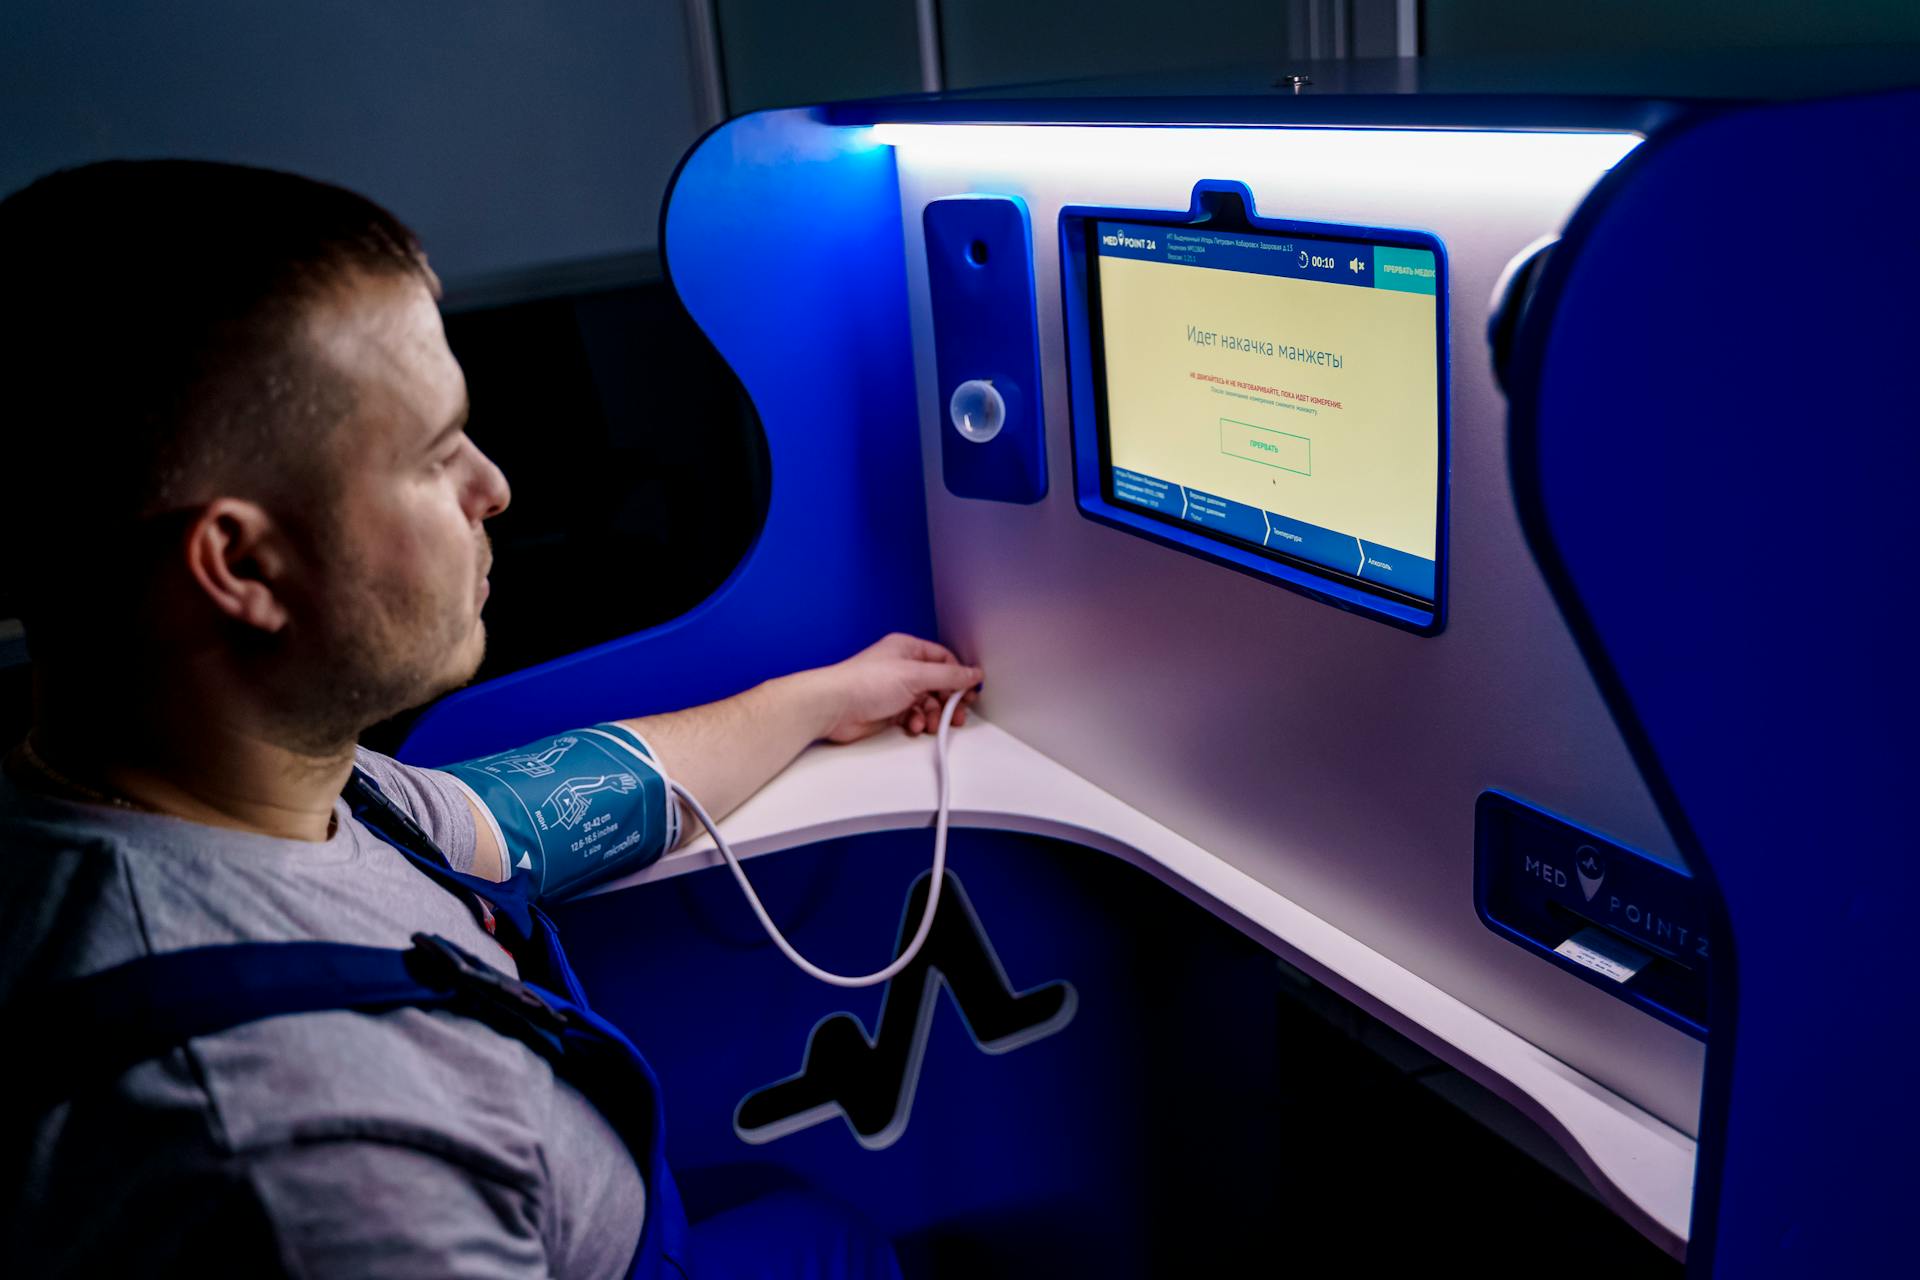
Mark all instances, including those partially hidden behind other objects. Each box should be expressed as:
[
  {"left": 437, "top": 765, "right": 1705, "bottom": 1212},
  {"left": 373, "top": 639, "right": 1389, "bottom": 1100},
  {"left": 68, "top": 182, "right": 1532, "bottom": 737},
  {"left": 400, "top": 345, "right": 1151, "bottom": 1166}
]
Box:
[{"left": 1508, "top": 88, "right": 1920, "bottom": 1275}]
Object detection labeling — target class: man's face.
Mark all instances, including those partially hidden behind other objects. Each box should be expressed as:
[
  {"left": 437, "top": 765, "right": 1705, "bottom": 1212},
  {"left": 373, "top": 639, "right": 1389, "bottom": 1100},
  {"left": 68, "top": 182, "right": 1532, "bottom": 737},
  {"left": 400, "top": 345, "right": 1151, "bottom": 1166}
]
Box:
[{"left": 288, "top": 269, "right": 511, "bottom": 738}]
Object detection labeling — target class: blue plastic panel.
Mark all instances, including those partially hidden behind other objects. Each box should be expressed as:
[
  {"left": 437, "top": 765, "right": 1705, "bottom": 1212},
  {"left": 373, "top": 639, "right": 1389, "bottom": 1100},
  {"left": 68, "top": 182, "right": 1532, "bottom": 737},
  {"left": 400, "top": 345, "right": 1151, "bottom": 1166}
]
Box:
[
  {"left": 1059, "top": 180, "right": 1449, "bottom": 635},
  {"left": 1475, "top": 791, "right": 1709, "bottom": 1038},
  {"left": 924, "top": 196, "right": 1047, "bottom": 504},
  {"left": 400, "top": 112, "right": 936, "bottom": 763},
  {"left": 1509, "top": 87, "right": 1920, "bottom": 1276},
  {"left": 550, "top": 829, "right": 1318, "bottom": 1274}
]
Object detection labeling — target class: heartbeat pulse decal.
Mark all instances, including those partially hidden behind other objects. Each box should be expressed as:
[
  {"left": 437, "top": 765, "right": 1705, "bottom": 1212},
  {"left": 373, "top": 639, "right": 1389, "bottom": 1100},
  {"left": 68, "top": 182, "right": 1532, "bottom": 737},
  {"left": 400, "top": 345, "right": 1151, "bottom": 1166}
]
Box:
[{"left": 734, "top": 870, "right": 1076, "bottom": 1151}]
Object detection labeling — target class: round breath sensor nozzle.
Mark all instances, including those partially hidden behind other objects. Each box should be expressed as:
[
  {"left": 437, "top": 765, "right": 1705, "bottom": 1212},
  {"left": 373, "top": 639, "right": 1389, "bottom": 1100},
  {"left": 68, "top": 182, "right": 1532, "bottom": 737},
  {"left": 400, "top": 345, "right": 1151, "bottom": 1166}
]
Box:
[{"left": 948, "top": 379, "right": 1006, "bottom": 444}]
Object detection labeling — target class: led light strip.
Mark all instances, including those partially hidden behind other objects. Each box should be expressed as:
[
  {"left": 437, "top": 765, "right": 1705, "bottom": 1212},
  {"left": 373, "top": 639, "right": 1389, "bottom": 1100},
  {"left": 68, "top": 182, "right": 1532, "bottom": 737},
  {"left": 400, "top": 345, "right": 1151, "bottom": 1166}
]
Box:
[{"left": 870, "top": 122, "right": 1642, "bottom": 182}]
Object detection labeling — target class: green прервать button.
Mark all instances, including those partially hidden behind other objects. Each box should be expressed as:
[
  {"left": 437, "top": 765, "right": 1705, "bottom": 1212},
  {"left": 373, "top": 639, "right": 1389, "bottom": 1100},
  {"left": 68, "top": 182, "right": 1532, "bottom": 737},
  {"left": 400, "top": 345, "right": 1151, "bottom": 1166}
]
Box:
[{"left": 1219, "top": 418, "right": 1311, "bottom": 475}]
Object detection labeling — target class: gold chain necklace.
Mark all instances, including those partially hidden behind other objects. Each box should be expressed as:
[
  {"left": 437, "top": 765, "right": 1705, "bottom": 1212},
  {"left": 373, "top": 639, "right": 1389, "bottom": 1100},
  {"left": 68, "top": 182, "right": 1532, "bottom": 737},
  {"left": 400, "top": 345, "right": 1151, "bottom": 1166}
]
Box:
[{"left": 12, "top": 734, "right": 149, "bottom": 812}]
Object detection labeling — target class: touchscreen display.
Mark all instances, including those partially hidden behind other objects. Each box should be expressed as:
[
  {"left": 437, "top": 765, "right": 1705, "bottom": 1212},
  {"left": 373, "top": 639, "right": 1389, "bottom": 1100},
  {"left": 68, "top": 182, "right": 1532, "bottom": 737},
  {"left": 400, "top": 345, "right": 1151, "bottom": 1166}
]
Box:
[{"left": 1091, "top": 218, "right": 1442, "bottom": 602}]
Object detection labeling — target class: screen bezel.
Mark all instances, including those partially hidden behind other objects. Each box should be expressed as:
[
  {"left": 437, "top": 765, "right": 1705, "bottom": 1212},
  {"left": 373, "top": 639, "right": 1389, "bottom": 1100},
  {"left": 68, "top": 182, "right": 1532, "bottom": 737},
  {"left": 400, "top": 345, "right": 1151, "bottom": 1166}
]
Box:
[
  {"left": 1060, "top": 190, "right": 1449, "bottom": 635},
  {"left": 1085, "top": 214, "right": 1444, "bottom": 611}
]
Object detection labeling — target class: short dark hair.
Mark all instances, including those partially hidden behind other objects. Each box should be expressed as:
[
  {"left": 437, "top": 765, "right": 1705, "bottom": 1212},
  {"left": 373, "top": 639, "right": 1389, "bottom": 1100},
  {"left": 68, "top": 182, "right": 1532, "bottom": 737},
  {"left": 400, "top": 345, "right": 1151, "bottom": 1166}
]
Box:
[{"left": 0, "top": 159, "right": 431, "bottom": 644}]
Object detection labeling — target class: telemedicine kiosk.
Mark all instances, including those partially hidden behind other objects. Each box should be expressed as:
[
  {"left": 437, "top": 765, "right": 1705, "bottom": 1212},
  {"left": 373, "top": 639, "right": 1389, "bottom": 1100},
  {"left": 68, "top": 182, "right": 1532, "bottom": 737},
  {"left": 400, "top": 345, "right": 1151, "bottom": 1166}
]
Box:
[{"left": 401, "top": 63, "right": 1920, "bottom": 1276}]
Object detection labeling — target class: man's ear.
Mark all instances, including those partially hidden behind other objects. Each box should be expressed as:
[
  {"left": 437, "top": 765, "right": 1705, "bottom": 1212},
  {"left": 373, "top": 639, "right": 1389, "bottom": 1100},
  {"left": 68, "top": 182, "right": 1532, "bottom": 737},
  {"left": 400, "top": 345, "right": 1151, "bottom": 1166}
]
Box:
[{"left": 181, "top": 498, "right": 293, "bottom": 633}]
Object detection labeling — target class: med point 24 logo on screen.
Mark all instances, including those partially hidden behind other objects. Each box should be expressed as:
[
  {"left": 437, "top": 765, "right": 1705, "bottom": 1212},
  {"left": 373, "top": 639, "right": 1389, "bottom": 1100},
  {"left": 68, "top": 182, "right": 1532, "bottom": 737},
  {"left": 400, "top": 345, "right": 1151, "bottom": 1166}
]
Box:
[{"left": 1102, "top": 229, "right": 1157, "bottom": 250}]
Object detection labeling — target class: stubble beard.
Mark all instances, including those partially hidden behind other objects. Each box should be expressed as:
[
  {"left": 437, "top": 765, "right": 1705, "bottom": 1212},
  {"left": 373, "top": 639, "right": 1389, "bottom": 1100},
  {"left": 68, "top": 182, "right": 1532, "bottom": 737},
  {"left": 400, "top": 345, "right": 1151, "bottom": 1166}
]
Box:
[{"left": 272, "top": 551, "right": 488, "bottom": 756}]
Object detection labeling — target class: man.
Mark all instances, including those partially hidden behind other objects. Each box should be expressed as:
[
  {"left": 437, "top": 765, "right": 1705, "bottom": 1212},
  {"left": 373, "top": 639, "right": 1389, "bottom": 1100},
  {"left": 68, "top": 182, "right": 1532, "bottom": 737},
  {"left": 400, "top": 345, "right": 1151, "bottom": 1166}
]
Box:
[{"left": 0, "top": 160, "right": 979, "bottom": 1276}]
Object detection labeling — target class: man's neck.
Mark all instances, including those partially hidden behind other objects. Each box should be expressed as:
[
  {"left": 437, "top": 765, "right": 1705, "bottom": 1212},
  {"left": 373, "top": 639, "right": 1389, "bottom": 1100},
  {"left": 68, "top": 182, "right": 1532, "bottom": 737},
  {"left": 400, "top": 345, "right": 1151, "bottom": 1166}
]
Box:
[{"left": 32, "top": 699, "right": 354, "bottom": 843}]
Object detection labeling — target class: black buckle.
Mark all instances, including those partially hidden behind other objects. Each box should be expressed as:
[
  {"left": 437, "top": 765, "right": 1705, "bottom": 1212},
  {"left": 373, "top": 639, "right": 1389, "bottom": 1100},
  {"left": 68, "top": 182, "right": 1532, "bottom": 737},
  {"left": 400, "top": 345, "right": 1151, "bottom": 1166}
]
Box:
[{"left": 407, "top": 932, "right": 571, "bottom": 1036}]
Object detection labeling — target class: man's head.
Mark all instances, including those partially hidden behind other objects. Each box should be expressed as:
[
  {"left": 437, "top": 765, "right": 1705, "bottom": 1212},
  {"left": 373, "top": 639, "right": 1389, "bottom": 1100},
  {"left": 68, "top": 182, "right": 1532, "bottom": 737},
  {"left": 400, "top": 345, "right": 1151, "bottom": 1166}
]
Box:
[{"left": 0, "top": 160, "right": 510, "bottom": 752}]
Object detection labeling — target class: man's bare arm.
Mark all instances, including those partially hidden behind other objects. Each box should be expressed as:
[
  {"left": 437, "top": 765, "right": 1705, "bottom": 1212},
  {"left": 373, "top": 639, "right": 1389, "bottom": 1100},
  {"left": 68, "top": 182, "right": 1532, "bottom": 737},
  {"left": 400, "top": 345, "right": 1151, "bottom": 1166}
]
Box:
[
  {"left": 623, "top": 633, "right": 981, "bottom": 848},
  {"left": 460, "top": 634, "right": 980, "bottom": 878}
]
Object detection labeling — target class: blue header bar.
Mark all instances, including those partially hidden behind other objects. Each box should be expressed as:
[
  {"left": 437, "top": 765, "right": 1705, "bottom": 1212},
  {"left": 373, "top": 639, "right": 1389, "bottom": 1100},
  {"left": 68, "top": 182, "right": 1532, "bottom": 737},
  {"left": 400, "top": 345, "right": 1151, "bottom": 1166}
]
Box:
[{"left": 1097, "top": 219, "right": 1403, "bottom": 291}]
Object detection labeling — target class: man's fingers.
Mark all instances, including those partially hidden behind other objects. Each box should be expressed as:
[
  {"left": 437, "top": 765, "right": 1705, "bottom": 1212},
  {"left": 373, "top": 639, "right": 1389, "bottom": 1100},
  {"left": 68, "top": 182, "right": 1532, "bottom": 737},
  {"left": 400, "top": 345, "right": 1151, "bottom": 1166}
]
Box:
[
  {"left": 909, "top": 659, "right": 984, "bottom": 694},
  {"left": 884, "top": 633, "right": 964, "bottom": 667},
  {"left": 916, "top": 636, "right": 961, "bottom": 665}
]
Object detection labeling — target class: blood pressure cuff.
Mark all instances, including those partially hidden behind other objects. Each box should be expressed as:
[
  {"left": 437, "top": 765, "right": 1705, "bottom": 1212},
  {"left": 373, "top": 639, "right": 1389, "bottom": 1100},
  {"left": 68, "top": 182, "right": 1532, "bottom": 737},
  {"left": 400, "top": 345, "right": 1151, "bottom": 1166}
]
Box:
[{"left": 439, "top": 723, "right": 678, "bottom": 901}]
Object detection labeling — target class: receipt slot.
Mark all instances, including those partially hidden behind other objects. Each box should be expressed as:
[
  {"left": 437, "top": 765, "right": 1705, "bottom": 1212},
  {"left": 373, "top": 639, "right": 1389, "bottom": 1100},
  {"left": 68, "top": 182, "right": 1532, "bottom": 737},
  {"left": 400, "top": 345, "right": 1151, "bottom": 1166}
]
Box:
[{"left": 1475, "top": 791, "right": 1711, "bottom": 1037}]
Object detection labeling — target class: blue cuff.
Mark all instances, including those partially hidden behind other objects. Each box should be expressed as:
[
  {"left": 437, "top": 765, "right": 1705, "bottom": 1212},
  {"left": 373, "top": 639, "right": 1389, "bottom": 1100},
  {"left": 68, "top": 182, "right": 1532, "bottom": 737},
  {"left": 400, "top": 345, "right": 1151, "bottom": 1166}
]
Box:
[{"left": 441, "top": 724, "right": 673, "bottom": 901}]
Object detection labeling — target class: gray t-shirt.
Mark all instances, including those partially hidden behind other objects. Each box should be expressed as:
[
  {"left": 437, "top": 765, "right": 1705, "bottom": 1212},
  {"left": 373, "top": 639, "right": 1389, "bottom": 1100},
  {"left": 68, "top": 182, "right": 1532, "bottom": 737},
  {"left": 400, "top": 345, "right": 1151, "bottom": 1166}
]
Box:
[{"left": 0, "top": 749, "right": 644, "bottom": 1278}]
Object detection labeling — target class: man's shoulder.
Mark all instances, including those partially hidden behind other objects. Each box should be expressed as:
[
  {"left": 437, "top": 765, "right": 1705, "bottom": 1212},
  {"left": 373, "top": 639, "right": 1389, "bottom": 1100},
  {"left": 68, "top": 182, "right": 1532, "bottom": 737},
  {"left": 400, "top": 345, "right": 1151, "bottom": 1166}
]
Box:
[
  {"left": 0, "top": 772, "right": 572, "bottom": 1269},
  {"left": 352, "top": 746, "right": 480, "bottom": 874},
  {"left": 0, "top": 784, "right": 149, "bottom": 997},
  {"left": 0, "top": 779, "right": 134, "bottom": 852}
]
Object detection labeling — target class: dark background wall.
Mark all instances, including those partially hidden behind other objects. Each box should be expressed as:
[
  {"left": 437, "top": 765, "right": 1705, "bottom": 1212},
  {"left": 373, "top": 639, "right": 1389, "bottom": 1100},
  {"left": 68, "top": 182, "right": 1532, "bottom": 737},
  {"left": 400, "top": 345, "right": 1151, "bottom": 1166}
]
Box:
[
  {"left": 1426, "top": 0, "right": 1920, "bottom": 57},
  {"left": 0, "top": 0, "right": 705, "bottom": 290},
  {"left": 9, "top": 0, "right": 1919, "bottom": 288},
  {"left": 715, "top": 0, "right": 925, "bottom": 114}
]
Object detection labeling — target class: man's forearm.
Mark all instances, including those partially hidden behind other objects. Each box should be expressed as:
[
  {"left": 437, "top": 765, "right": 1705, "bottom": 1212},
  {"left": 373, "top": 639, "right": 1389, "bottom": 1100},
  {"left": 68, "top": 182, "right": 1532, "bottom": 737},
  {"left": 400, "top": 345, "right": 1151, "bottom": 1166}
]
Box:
[
  {"left": 450, "top": 634, "right": 979, "bottom": 878},
  {"left": 616, "top": 670, "right": 834, "bottom": 847}
]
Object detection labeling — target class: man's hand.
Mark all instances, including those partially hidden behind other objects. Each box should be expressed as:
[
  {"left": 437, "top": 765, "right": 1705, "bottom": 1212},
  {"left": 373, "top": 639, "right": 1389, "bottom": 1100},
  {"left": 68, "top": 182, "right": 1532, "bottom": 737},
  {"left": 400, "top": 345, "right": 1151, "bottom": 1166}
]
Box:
[{"left": 808, "top": 633, "right": 983, "bottom": 743}]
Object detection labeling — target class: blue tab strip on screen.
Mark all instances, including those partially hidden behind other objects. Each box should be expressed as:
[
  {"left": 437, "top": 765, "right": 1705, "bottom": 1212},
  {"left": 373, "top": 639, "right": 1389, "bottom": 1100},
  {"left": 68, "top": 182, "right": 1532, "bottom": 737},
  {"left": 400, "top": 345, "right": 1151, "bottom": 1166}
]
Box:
[{"left": 1109, "top": 465, "right": 1433, "bottom": 600}]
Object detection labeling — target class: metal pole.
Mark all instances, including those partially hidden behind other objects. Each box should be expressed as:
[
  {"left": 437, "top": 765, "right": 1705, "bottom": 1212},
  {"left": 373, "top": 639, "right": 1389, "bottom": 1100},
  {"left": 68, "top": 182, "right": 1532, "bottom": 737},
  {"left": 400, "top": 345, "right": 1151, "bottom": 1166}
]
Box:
[
  {"left": 1396, "top": 0, "right": 1420, "bottom": 56},
  {"left": 681, "top": 0, "right": 728, "bottom": 126},
  {"left": 915, "top": 0, "right": 945, "bottom": 93}
]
